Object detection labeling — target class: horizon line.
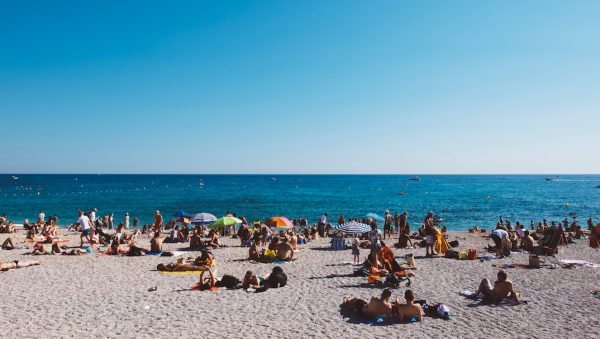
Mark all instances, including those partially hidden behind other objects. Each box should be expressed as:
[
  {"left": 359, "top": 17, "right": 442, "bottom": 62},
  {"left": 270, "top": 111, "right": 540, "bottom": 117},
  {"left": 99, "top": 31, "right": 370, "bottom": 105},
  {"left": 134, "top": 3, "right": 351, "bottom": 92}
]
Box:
[{"left": 1, "top": 173, "right": 599, "bottom": 176}]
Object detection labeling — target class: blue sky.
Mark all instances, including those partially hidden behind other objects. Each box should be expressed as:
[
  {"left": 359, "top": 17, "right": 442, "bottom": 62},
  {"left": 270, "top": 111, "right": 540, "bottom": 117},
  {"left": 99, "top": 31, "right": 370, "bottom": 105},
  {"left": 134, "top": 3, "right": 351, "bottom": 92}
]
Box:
[{"left": 1, "top": 1, "right": 598, "bottom": 174}]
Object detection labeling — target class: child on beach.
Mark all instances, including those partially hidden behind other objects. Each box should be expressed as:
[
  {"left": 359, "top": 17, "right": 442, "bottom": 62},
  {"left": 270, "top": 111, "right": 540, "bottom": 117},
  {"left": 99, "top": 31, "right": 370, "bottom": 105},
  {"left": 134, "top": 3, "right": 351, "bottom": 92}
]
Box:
[{"left": 352, "top": 238, "right": 360, "bottom": 264}]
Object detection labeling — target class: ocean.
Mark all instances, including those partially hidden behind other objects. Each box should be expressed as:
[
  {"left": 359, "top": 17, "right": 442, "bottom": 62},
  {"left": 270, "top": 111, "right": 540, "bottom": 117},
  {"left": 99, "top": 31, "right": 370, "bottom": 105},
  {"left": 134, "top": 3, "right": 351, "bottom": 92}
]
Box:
[{"left": 1, "top": 174, "right": 599, "bottom": 230}]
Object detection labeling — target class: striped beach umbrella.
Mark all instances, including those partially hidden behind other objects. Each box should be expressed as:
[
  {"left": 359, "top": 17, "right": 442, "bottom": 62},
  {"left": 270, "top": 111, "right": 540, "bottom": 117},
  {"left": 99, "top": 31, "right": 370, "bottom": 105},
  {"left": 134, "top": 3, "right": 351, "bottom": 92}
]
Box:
[
  {"left": 336, "top": 221, "right": 371, "bottom": 234},
  {"left": 191, "top": 212, "right": 217, "bottom": 225}
]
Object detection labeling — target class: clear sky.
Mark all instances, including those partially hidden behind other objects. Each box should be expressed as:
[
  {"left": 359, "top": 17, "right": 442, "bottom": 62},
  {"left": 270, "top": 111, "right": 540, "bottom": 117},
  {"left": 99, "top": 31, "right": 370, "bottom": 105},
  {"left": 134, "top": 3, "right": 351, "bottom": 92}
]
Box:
[{"left": 1, "top": 1, "right": 598, "bottom": 174}]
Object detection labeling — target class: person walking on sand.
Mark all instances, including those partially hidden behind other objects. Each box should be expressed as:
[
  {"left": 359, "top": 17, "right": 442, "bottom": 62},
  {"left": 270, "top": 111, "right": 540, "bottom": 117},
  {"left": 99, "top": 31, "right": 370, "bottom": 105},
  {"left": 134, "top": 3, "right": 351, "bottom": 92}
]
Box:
[{"left": 76, "top": 210, "right": 93, "bottom": 247}]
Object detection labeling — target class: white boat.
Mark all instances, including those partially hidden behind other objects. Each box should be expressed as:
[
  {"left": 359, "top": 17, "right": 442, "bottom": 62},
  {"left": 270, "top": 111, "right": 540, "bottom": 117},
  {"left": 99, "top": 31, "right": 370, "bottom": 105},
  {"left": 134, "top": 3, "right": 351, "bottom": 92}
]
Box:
[
  {"left": 11, "top": 175, "right": 18, "bottom": 180},
  {"left": 409, "top": 176, "right": 420, "bottom": 181},
  {"left": 545, "top": 176, "right": 559, "bottom": 181}
]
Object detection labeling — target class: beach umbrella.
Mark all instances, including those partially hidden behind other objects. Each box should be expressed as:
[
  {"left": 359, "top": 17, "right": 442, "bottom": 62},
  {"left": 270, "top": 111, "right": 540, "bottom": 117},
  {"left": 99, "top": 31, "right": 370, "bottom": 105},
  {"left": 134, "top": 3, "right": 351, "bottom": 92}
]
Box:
[
  {"left": 208, "top": 216, "right": 242, "bottom": 229},
  {"left": 174, "top": 210, "right": 191, "bottom": 218},
  {"left": 191, "top": 212, "right": 217, "bottom": 225},
  {"left": 264, "top": 216, "right": 293, "bottom": 229},
  {"left": 336, "top": 221, "right": 371, "bottom": 234},
  {"left": 365, "top": 213, "right": 384, "bottom": 221}
]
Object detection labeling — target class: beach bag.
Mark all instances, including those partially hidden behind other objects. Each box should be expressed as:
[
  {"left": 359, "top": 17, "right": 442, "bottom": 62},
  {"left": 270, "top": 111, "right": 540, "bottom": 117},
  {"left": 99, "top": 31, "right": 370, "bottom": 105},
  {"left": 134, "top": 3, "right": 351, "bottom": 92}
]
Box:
[
  {"left": 444, "top": 249, "right": 460, "bottom": 259},
  {"left": 529, "top": 255, "right": 540, "bottom": 268},
  {"left": 459, "top": 251, "right": 468, "bottom": 260},
  {"left": 468, "top": 248, "right": 477, "bottom": 260},
  {"left": 263, "top": 249, "right": 276, "bottom": 260},
  {"left": 449, "top": 240, "right": 459, "bottom": 248},
  {"left": 217, "top": 275, "right": 241, "bottom": 288},
  {"left": 385, "top": 273, "right": 400, "bottom": 288}
]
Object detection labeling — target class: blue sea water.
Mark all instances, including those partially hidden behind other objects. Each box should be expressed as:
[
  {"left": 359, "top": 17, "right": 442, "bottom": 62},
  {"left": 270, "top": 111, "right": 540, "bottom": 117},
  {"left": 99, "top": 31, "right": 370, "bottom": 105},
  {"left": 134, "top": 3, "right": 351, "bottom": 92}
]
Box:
[{"left": 0, "top": 174, "right": 599, "bottom": 230}]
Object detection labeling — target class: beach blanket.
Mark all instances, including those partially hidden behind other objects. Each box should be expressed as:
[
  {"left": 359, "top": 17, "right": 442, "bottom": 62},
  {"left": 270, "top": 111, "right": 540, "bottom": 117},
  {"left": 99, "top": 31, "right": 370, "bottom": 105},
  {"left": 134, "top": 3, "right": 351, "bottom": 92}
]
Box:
[
  {"left": 559, "top": 259, "right": 600, "bottom": 268},
  {"left": 159, "top": 271, "right": 200, "bottom": 275}
]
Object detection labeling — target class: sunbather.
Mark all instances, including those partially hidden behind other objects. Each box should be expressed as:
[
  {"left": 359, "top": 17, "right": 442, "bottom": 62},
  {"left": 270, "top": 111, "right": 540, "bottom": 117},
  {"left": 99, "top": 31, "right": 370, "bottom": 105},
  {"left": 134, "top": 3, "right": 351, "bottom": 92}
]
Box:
[
  {"left": 482, "top": 270, "right": 520, "bottom": 305},
  {"left": 341, "top": 289, "right": 392, "bottom": 320},
  {"left": 395, "top": 290, "right": 423, "bottom": 323},
  {"left": 1, "top": 259, "right": 41, "bottom": 271},
  {"left": 242, "top": 270, "right": 262, "bottom": 290},
  {"left": 254, "top": 266, "right": 287, "bottom": 293},
  {"left": 1, "top": 238, "right": 16, "bottom": 250}
]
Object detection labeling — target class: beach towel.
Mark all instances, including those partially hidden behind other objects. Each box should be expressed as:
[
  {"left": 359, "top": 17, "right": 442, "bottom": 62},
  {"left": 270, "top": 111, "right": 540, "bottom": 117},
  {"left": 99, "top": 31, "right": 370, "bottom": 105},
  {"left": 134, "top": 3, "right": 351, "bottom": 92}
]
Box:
[
  {"left": 491, "top": 263, "right": 532, "bottom": 269},
  {"left": 159, "top": 271, "right": 200, "bottom": 275},
  {"left": 559, "top": 259, "right": 600, "bottom": 268}
]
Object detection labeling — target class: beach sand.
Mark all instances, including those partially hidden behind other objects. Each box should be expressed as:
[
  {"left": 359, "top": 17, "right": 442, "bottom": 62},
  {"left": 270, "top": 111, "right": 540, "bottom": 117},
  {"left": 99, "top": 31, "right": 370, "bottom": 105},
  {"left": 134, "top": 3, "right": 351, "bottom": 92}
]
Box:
[{"left": 1, "top": 230, "right": 600, "bottom": 338}]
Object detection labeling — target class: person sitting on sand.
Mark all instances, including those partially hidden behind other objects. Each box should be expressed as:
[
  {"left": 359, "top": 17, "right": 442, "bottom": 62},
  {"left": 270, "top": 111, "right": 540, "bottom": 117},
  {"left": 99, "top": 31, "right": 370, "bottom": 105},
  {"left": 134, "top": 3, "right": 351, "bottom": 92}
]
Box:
[
  {"left": 32, "top": 241, "right": 50, "bottom": 255},
  {"left": 2, "top": 221, "right": 16, "bottom": 233},
  {"left": 289, "top": 232, "right": 299, "bottom": 250},
  {"left": 204, "top": 230, "right": 222, "bottom": 248},
  {"left": 268, "top": 236, "right": 280, "bottom": 252},
  {"left": 1, "top": 259, "right": 41, "bottom": 271},
  {"left": 193, "top": 266, "right": 218, "bottom": 291},
  {"left": 150, "top": 230, "right": 165, "bottom": 254},
  {"left": 482, "top": 270, "right": 520, "bottom": 305},
  {"left": 395, "top": 290, "right": 423, "bottom": 323},
  {"left": 249, "top": 241, "right": 260, "bottom": 261},
  {"left": 520, "top": 230, "right": 535, "bottom": 252},
  {"left": 242, "top": 270, "right": 262, "bottom": 290},
  {"left": 277, "top": 238, "right": 294, "bottom": 261},
  {"left": 109, "top": 239, "right": 129, "bottom": 255},
  {"left": 254, "top": 266, "right": 287, "bottom": 293}
]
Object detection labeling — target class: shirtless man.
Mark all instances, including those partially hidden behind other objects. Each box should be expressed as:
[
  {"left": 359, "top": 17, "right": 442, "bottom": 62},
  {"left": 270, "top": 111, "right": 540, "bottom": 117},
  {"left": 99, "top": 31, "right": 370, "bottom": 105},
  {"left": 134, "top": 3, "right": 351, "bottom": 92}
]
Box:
[
  {"left": 483, "top": 270, "right": 520, "bottom": 305},
  {"left": 362, "top": 289, "right": 393, "bottom": 319},
  {"left": 395, "top": 290, "right": 423, "bottom": 323},
  {"left": 153, "top": 210, "right": 163, "bottom": 232},
  {"left": 242, "top": 270, "right": 262, "bottom": 290},
  {"left": 277, "top": 238, "right": 294, "bottom": 261},
  {"left": 520, "top": 230, "right": 535, "bottom": 252},
  {"left": 383, "top": 210, "right": 393, "bottom": 240},
  {"left": 150, "top": 230, "right": 165, "bottom": 253}
]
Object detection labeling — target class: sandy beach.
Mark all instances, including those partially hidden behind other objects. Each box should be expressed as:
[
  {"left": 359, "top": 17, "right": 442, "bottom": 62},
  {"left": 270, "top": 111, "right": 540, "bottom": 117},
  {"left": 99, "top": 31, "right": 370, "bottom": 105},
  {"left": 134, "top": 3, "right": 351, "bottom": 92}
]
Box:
[{"left": 1, "top": 229, "right": 600, "bottom": 339}]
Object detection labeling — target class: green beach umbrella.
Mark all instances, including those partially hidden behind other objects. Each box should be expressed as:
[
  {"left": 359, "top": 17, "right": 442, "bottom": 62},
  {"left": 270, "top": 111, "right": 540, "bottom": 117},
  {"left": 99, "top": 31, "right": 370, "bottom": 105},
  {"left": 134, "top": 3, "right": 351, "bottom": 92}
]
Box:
[{"left": 207, "top": 216, "right": 243, "bottom": 229}]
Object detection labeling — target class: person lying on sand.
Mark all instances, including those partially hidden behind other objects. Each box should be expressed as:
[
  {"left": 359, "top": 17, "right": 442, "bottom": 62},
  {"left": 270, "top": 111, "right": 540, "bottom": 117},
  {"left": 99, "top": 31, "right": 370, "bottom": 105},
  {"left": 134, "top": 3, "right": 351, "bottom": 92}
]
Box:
[
  {"left": 341, "top": 289, "right": 392, "bottom": 320},
  {"left": 1, "top": 221, "right": 16, "bottom": 233},
  {"left": 242, "top": 270, "right": 262, "bottom": 290},
  {"left": 482, "top": 270, "right": 521, "bottom": 305},
  {"left": 254, "top": 266, "right": 287, "bottom": 293},
  {"left": 1, "top": 238, "right": 16, "bottom": 250},
  {"left": 109, "top": 239, "right": 129, "bottom": 255},
  {"left": 395, "top": 290, "right": 423, "bottom": 323},
  {"left": 157, "top": 251, "right": 215, "bottom": 272},
  {"left": 0, "top": 259, "right": 41, "bottom": 271}
]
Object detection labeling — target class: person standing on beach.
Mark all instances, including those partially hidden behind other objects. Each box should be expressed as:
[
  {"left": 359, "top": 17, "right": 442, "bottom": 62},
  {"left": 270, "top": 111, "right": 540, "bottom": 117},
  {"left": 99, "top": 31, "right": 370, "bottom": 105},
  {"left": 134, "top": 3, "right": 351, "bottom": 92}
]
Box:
[
  {"left": 424, "top": 211, "right": 436, "bottom": 257},
  {"left": 154, "top": 210, "right": 163, "bottom": 232},
  {"left": 38, "top": 211, "right": 45, "bottom": 224},
  {"left": 124, "top": 213, "right": 130, "bottom": 229},
  {"left": 369, "top": 222, "right": 382, "bottom": 253},
  {"left": 108, "top": 213, "right": 114, "bottom": 230},
  {"left": 133, "top": 216, "right": 139, "bottom": 228},
  {"left": 90, "top": 208, "right": 97, "bottom": 225},
  {"left": 383, "top": 210, "right": 392, "bottom": 239},
  {"left": 399, "top": 211, "right": 409, "bottom": 235}
]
